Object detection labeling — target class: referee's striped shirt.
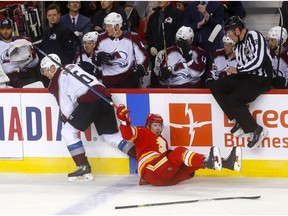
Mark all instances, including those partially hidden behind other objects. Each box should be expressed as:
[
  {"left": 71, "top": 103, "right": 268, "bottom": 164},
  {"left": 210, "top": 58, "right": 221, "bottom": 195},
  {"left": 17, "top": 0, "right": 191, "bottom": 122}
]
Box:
[{"left": 235, "top": 30, "right": 273, "bottom": 78}]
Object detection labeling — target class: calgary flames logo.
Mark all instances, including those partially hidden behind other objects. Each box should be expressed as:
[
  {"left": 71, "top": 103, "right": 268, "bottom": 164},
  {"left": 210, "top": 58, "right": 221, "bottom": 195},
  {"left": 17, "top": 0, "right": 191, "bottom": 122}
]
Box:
[{"left": 169, "top": 103, "right": 213, "bottom": 147}]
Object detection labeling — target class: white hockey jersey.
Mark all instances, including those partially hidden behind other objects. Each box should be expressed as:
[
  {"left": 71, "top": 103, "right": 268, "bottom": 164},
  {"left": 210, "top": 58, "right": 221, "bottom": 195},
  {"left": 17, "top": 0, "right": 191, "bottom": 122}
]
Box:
[
  {"left": 94, "top": 31, "right": 149, "bottom": 85},
  {"left": 0, "top": 36, "right": 38, "bottom": 74},
  {"left": 48, "top": 64, "right": 109, "bottom": 118},
  {"left": 270, "top": 48, "right": 288, "bottom": 78},
  {"left": 73, "top": 50, "right": 96, "bottom": 65},
  {"left": 207, "top": 48, "right": 237, "bottom": 80},
  {"left": 154, "top": 45, "right": 207, "bottom": 87}
]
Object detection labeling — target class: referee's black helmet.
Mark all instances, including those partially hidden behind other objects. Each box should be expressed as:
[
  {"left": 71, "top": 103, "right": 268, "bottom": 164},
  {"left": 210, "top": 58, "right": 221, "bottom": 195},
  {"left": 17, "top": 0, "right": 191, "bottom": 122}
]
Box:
[{"left": 224, "top": 16, "right": 245, "bottom": 31}]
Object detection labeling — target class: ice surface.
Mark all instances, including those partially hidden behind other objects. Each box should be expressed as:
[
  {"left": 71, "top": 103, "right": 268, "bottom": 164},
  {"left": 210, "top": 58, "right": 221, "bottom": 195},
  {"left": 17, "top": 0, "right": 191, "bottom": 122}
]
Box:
[{"left": 0, "top": 174, "right": 287, "bottom": 215}]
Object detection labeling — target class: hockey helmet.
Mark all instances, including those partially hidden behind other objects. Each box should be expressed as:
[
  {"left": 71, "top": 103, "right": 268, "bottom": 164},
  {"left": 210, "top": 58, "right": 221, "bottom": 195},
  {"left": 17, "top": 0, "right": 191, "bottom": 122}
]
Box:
[
  {"left": 83, "top": 31, "right": 99, "bottom": 43},
  {"left": 176, "top": 26, "right": 194, "bottom": 41},
  {"left": 224, "top": 16, "right": 245, "bottom": 31},
  {"left": 40, "top": 54, "right": 61, "bottom": 74},
  {"left": 146, "top": 114, "right": 164, "bottom": 126},
  {"left": 222, "top": 35, "right": 235, "bottom": 45},
  {"left": 267, "top": 26, "right": 288, "bottom": 44},
  {"left": 104, "top": 12, "right": 123, "bottom": 28}
]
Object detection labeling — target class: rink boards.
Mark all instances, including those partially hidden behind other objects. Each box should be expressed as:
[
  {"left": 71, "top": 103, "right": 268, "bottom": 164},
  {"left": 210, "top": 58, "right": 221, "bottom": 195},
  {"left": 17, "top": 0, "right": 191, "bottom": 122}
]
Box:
[{"left": 0, "top": 88, "right": 288, "bottom": 177}]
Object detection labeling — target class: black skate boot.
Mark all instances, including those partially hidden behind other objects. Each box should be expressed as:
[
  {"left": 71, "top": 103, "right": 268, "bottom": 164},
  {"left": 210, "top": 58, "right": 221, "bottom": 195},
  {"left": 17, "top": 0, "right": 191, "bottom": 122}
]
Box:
[
  {"left": 204, "top": 146, "right": 222, "bottom": 171},
  {"left": 68, "top": 161, "right": 93, "bottom": 182},
  {"left": 222, "top": 147, "right": 242, "bottom": 172},
  {"left": 247, "top": 125, "right": 267, "bottom": 150},
  {"left": 230, "top": 122, "right": 244, "bottom": 137}
]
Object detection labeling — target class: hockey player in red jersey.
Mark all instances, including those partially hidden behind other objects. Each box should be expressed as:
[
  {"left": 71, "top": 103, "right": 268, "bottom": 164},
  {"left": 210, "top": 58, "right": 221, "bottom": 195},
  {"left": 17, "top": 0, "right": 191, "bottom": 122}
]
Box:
[{"left": 116, "top": 104, "right": 242, "bottom": 186}]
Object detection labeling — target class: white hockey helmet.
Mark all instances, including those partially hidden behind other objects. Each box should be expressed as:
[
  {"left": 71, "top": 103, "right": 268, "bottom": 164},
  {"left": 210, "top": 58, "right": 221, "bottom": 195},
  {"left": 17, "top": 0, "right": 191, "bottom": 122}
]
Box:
[
  {"left": 176, "top": 26, "right": 194, "bottom": 41},
  {"left": 222, "top": 35, "right": 235, "bottom": 46},
  {"left": 83, "top": 31, "right": 99, "bottom": 43},
  {"left": 267, "top": 26, "right": 288, "bottom": 44},
  {"left": 104, "top": 12, "right": 123, "bottom": 28},
  {"left": 40, "top": 54, "right": 61, "bottom": 74}
]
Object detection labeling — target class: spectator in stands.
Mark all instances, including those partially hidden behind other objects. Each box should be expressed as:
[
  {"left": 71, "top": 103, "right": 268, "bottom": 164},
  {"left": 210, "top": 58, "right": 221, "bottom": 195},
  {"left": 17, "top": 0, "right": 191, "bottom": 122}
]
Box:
[
  {"left": 39, "top": 53, "right": 136, "bottom": 182},
  {"left": 220, "top": 1, "right": 246, "bottom": 22},
  {"left": 183, "top": 1, "right": 225, "bottom": 87},
  {"left": 183, "top": 1, "right": 224, "bottom": 57},
  {"left": 60, "top": 1, "right": 91, "bottom": 40},
  {"left": 175, "top": 1, "right": 188, "bottom": 12},
  {"left": 267, "top": 26, "right": 288, "bottom": 89},
  {"left": 41, "top": 4, "right": 75, "bottom": 65},
  {"left": 0, "top": 18, "right": 39, "bottom": 88},
  {"left": 205, "top": 35, "right": 237, "bottom": 88},
  {"left": 115, "top": 104, "right": 241, "bottom": 186},
  {"left": 94, "top": 12, "right": 149, "bottom": 88},
  {"left": 90, "top": 1, "right": 128, "bottom": 33},
  {"left": 146, "top": 1, "right": 183, "bottom": 87},
  {"left": 138, "top": 1, "right": 159, "bottom": 45},
  {"left": 123, "top": 3, "right": 141, "bottom": 32},
  {"left": 154, "top": 26, "right": 207, "bottom": 88},
  {"left": 87, "top": 1, "right": 99, "bottom": 20}
]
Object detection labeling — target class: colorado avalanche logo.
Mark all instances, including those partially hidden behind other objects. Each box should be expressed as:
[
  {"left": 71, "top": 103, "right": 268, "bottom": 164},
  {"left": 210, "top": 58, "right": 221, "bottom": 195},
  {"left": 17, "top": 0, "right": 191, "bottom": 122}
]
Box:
[
  {"left": 110, "top": 50, "right": 129, "bottom": 68},
  {"left": 0, "top": 49, "right": 9, "bottom": 62}
]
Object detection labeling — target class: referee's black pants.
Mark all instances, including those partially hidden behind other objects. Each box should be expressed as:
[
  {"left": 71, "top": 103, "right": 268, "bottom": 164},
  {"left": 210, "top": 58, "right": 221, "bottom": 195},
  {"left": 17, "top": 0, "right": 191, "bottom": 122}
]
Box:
[{"left": 209, "top": 74, "right": 272, "bottom": 133}]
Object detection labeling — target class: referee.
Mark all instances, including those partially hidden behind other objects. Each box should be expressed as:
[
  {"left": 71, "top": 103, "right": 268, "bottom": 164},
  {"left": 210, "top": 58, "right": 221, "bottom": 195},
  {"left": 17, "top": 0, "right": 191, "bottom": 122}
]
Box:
[{"left": 209, "top": 16, "right": 273, "bottom": 150}]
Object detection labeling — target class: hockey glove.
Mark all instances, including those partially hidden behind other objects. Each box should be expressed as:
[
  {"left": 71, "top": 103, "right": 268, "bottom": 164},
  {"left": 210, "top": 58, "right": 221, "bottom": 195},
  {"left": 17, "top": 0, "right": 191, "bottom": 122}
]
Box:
[
  {"left": 272, "top": 76, "right": 287, "bottom": 89},
  {"left": 160, "top": 66, "right": 172, "bottom": 80},
  {"left": 96, "top": 51, "right": 111, "bottom": 65},
  {"left": 116, "top": 104, "right": 131, "bottom": 125},
  {"left": 78, "top": 61, "right": 97, "bottom": 76},
  {"left": 134, "top": 64, "right": 146, "bottom": 78},
  {"left": 176, "top": 38, "right": 192, "bottom": 62}
]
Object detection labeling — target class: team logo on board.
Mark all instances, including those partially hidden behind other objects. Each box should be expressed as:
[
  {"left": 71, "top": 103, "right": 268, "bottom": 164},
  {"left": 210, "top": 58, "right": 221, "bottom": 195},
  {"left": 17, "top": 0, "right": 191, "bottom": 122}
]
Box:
[{"left": 169, "top": 103, "right": 213, "bottom": 147}]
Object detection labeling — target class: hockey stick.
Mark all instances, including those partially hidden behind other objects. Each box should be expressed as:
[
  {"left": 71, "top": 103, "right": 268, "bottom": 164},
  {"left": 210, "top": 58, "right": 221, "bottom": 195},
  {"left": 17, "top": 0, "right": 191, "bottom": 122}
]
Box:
[
  {"left": 208, "top": 24, "right": 222, "bottom": 43},
  {"left": 276, "top": 6, "right": 284, "bottom": 74},
  {"left": 162, "top": 22, "right": 168, "bottom": 67},
  {"left": 69, "top": 31, "right": 83, "bottom": 64},
  {"left": 33, "top": 45, "right": 118, "bottom": 109},
  {"left": 115, "top": 195, "right": 261, "bottom": 209}
]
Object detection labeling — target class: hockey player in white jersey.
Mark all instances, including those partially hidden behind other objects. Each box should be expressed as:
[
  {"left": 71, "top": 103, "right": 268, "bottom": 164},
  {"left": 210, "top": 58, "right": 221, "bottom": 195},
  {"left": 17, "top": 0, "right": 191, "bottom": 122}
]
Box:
[
  {"left": 154, "top": 26, "right": 207, "bottom": 88},
  {"left": 40, "top": 54, "right": 136, "bottom": 182},
  {"left": 267, "top": 26, "right": 288, "bottom": 88},
  {"left": 206, "top": 35, "right": 237, "bottom": 87},
  {"left": 73, "top": 31, "right": 100, "bottom": 78},
  {"left": 0, "top": 18, "right": 39, "bottom": 88},
  {"left": 94, "top": 12, "right": 149, "bottom": 88}
]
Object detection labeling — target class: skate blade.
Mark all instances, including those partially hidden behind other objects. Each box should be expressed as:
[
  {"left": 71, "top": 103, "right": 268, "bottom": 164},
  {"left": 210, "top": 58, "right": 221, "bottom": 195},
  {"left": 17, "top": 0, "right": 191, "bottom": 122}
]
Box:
[
  {"left": 68, "top": 173, "right": 94, "bottom": 182},
  {"left": 250, "top": 129, "right": 268, "bottom": 151},
  {"left": 233, "top": 128, "right": 244, "bottom": 138},
  {"left": 233, "top": 147, "right": 242, "bottom": 172},
  {"left": 213, "top": 147, "right": 222, "bottom": 171}
]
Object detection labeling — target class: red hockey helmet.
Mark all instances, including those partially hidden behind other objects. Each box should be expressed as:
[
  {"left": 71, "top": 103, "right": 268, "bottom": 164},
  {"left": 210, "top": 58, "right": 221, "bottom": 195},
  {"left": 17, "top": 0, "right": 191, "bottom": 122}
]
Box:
[{"left": 146, "top": 114, "right": 163, "bottom": 126}]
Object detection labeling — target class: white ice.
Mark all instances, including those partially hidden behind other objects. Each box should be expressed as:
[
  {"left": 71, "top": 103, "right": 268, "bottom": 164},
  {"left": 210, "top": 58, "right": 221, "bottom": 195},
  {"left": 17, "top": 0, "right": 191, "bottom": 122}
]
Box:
[{"left": 0, "top": 174, "right": 287, "bottom": 215}]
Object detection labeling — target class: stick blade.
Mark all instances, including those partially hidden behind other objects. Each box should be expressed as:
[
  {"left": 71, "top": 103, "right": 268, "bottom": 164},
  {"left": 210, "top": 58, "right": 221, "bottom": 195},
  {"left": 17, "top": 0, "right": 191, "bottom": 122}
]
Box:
[{"left": 208, "top": 24, "right": 222, "bottom": 43}]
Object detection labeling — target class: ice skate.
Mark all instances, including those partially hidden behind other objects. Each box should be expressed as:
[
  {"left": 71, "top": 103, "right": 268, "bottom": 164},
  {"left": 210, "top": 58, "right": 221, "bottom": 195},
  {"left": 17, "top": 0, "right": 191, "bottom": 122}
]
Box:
[
  {"left": 204, "top": 146, "right": 222, "bottom": 171},
  {"left": 68, "top": 162, "right": 94, "bottom": 182},
  {"left": 247, "top": 126, "right": 267, "bottom": 150},
  {"left": 222, "top": 147, "right": 242, "bottom": 172},
  {"left": 230, "top": 122, "right": 244, "bottom": 137}
]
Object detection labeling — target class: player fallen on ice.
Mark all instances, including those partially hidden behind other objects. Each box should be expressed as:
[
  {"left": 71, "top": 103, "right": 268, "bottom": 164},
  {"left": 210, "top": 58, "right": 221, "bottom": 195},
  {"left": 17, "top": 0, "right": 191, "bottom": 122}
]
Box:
[
  {"left": 116, "top": 104, "right": 242, "bottom": 186},
  {"left": 40, "top": 53, "right": 135, "bottom": 182}
]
